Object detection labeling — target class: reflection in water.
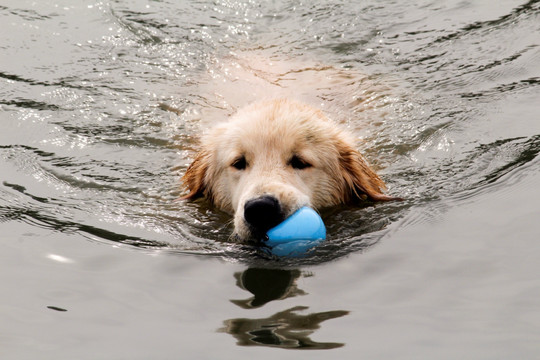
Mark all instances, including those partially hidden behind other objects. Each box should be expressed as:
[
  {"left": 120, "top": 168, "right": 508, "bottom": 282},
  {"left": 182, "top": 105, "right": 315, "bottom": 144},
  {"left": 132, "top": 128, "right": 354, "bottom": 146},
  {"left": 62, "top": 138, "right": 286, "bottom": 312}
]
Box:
[
  {"left": 230, "top": 268, "right": 305, "bottom": 309},
  {"left": 221, "top": 306, "right": 348, "bottom": 350},
  {"left": 221, "top": 268, "right": 349, "bottom": 350}
]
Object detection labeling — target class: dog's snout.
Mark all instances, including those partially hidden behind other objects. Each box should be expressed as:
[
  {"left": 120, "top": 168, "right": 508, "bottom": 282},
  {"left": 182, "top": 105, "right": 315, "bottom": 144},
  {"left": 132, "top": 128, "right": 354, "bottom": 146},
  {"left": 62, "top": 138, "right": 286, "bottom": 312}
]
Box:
[{"left": 243, "top": 195, "right": 284, "bottom": 235}]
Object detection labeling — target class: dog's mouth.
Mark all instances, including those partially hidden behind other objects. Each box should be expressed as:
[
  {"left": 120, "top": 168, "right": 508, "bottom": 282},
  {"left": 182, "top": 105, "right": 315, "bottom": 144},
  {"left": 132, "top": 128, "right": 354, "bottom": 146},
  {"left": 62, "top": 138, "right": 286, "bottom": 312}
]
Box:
[{"left": 233, "top": 187, "right": 311, "bottom": 243}]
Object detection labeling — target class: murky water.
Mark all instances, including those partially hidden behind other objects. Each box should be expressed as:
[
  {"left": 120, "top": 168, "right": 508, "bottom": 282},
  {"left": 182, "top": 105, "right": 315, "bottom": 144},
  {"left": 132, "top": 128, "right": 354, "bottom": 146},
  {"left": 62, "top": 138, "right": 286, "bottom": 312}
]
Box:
[{"left": 1, "top": 0, "right": 539, "bottom": 358}]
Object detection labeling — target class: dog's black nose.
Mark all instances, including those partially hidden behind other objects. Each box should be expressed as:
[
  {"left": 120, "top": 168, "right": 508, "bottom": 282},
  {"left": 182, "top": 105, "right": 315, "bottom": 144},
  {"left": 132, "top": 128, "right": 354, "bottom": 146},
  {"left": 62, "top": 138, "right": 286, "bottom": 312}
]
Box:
[{"left": 244, "top": 195, "right": 284, "bottom": 235}]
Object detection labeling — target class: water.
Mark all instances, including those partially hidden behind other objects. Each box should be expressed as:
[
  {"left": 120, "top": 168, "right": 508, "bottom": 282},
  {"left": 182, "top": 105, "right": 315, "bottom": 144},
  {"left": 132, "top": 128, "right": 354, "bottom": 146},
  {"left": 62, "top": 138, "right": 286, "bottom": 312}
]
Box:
[{"left": 1, "top": 0, "right": 539, "bottom": 358}]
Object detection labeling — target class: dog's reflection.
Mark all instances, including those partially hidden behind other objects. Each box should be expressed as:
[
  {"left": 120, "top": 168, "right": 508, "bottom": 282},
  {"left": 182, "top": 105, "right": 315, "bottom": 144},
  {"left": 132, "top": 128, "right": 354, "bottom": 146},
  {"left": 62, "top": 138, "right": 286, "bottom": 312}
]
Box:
[
  {"left": 230, "top": 268, "right": 305, "bottom": 309},
  {"left": 221, "top": 268, "right": 348, "bottom": 349}
]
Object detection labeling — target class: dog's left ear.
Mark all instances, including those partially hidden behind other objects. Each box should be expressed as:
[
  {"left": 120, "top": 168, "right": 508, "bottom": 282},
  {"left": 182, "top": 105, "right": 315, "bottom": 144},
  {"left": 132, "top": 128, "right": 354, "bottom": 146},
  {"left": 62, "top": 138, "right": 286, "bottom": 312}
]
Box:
[
  {"left": 338, "top": 143, "right": 400, "bottom": 202},
  {"left": 180, "top": 150, "right": 210, "bottom": 200}
]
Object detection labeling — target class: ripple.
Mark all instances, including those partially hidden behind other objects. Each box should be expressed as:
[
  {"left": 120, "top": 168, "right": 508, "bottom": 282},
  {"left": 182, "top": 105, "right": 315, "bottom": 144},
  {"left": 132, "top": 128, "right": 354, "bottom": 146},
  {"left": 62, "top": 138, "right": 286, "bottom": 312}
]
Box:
[
  {"left": 460, "top": 77, "right": 540, "bottom": 99},
  {"left": 1, "top": 0, "right": 539, "bottom": 268},
  {"left": 424, "top": 1, "right": 540, "bottom": 48}
]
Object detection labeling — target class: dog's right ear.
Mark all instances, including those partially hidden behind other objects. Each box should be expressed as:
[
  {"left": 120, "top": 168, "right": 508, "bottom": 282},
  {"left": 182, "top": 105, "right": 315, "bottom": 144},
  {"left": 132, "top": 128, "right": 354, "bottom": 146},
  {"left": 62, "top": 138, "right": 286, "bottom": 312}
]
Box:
[{"left": 180, "top": 150, "right": 210, "bottom": 200}]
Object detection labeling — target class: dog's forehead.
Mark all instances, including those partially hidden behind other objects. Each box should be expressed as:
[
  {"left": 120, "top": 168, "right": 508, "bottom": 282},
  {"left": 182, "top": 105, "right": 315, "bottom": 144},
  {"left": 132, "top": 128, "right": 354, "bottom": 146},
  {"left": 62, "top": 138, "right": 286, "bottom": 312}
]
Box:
[
  {"left": 209, "top": 99, "right": 345, "bottom": 165},
  {"left": 235, "top": 102, "right": 330, "bottom": 139},
  {"left": 227, "top": 115, "right": 322, "bottom": 153}
]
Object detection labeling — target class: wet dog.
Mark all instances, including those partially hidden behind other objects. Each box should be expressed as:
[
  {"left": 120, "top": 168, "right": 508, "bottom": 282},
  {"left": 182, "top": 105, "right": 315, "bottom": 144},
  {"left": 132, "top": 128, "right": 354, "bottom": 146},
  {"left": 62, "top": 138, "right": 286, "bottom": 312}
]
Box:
[{"left": 181, "top": 98, "right": 397, "bottom": 242}]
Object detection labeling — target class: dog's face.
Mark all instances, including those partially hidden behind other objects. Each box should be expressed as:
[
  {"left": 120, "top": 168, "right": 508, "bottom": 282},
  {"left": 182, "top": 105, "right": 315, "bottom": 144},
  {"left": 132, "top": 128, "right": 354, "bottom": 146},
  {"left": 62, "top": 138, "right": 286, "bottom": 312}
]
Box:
[{"left": 182, "top": 99, "right": 394, "bottom": 241}]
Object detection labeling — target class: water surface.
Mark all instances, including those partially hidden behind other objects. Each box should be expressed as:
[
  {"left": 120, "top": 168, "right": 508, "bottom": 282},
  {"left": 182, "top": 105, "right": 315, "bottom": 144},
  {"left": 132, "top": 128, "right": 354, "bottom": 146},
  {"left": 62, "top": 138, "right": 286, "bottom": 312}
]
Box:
[{"left": 1, "top": 0, "right": 539, "bottom": 358}]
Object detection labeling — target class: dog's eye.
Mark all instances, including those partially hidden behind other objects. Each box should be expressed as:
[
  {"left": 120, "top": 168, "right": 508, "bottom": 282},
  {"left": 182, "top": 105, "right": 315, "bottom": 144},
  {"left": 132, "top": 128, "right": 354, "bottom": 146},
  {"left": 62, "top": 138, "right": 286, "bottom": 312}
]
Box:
[
  {"left": 289, "top": 155, "right": 312, "bottom": 170},
  {"left": 231, "top": 156, "right": 247, "bottom": 170}
]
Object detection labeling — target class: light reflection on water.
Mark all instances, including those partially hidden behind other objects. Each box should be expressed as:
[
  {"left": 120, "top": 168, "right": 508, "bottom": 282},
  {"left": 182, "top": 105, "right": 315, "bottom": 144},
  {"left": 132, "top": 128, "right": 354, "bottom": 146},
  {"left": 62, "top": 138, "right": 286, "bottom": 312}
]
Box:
[{"left": 1, "top": 0, "right": 539, "bottom": 264}]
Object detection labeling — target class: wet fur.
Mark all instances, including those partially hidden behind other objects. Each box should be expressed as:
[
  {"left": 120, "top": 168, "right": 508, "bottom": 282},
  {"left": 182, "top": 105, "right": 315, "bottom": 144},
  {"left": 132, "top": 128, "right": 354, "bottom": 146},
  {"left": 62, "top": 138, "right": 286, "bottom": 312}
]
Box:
[{"left": 182, "top": 99, "right": 396, "bottom": 241}]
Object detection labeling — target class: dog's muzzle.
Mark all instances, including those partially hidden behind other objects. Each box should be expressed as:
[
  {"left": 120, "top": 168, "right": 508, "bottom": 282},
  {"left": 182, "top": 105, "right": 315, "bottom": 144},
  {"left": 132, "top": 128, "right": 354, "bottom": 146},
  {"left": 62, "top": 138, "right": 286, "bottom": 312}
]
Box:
[{"left": 243, "top": 195, "right": 285, "bottom": 236}]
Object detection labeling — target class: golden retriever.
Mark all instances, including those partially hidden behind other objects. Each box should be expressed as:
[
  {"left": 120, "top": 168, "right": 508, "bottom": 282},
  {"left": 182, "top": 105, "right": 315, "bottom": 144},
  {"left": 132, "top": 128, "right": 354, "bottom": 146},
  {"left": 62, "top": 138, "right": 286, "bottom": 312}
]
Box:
[{"left": 181, "top": 98, "right": 397, "bottom": 242}]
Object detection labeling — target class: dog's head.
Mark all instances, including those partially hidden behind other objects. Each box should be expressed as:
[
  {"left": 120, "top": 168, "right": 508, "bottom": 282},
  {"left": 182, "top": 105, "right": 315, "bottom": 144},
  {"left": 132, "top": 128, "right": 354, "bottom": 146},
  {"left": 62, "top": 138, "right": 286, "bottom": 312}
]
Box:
[{"left": 182, "top": 99, "right": 396, "bottom": 241}]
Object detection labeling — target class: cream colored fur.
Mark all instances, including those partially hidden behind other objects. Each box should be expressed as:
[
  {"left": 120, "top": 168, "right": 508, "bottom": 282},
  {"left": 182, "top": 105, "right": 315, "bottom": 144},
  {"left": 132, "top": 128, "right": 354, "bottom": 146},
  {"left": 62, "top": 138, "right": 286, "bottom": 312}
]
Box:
[{"left": 182, "top": 98, "right": 396, "bottom": 241}]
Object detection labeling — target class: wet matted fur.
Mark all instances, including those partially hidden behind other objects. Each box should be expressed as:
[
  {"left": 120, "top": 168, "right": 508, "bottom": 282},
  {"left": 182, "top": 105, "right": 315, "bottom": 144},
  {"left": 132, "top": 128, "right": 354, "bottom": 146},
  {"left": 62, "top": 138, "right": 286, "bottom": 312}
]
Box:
[{"left": 182, "top": 99, "right": 397, "bottom": 241}]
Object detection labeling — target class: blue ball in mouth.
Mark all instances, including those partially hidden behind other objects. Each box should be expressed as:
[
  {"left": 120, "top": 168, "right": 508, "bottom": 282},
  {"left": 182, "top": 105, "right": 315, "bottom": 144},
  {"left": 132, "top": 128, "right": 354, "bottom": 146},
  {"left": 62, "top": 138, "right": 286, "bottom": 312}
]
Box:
[{"left": 264, "top": 206, "right": 326, "bottom": 257}]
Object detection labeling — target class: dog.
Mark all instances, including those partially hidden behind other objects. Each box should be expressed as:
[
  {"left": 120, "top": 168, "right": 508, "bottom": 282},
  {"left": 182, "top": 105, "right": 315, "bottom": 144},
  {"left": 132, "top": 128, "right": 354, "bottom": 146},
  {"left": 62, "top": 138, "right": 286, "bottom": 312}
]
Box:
[{"left": 181, "top": 98, "right": 397, "bottom": 242}]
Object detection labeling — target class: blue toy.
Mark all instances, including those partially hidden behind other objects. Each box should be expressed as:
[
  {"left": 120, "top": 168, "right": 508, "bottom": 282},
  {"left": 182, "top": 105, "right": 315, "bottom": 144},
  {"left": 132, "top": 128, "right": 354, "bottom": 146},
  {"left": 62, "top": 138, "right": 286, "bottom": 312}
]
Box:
[{"left": 265, "top": 206, "right": 326, "bottom": 257}]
